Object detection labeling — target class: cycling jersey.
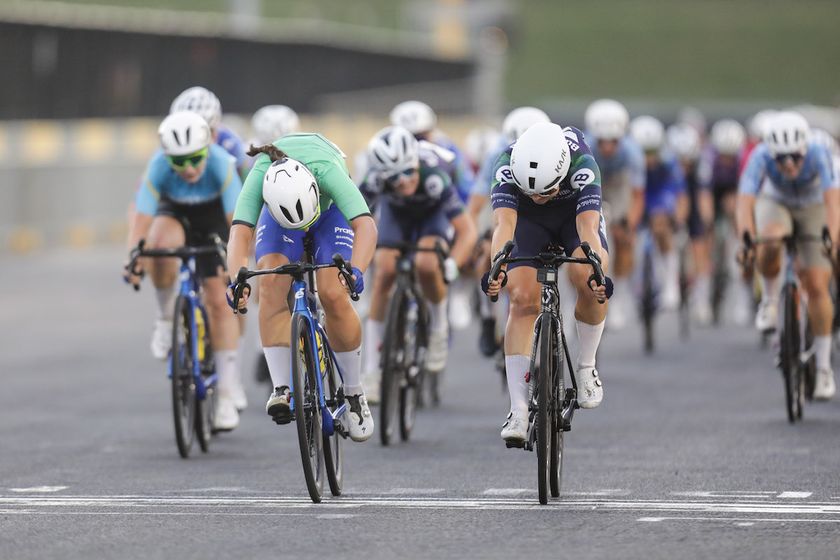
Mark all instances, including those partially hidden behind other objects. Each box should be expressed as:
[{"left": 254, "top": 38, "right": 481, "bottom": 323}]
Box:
[
  {"left": 427, "top": 132, "right": 475, "bottom": 202},
  {"left": 644, "top": 152, "right": 686, "bottom": 216},
  {"left": 135, "top": 143, "right": 241, "bottom": 216},
  {"left": 738, "top": 142, "right": 836, "bottom": 208},
  {"left": 233, "top": 133, "right": 370, "bottom": 227},
  {"left": 471, "top": 138, "right": 509, "bottom": 198},
  {"left": 216, "top": 125, "right": 248, "bottom": 176},
  {"left": 586, "top": 135, "right": 646, "bottom": 191}
]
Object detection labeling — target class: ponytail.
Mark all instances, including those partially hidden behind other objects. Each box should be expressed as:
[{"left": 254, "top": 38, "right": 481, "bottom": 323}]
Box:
[{"left": 247, "top": 143, "right": 288, "bottom": 162}]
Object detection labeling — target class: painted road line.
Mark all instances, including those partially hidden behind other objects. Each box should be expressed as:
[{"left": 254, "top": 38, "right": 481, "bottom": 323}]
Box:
[
  {"left": 777, "top": 492, "right": 813, "bottom": 499},
  {"left": 636, "top": 516, "right": 840, "bottom": 524},
  {"left": 384, "top": 488, "right": 446, "bottom": 495},
  {"left": 483, "top": 488, "right": 531, "bottom": 496},
  {"left": 671, "top": 491, "right": 777, "bottom": 499},
  {"left": 9, "top": 486, "right": 68, "bottom": 493}
]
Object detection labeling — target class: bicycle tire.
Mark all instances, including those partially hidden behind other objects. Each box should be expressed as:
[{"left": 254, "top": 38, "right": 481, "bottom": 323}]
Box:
[
  {"left": 642, "top": 246, "right": 656, "bottom": 354},
  {"left": 400, "top": 297, "right": 427, "bottom": 442},
  {"left": 780, "top": 284, "right": 802, "bottom": 423},
  {"left": 803, "top": 323, "right": 817, "bottom": 401},
  {"left": 380, "top": 288, "right": 407, "bottom": 446},
  {"left": 171, "top": 295, "right": 197, "bottom": 459},
  {"left": 195, "top": 306, "right": 214, "bottom": 453},
  {"left": 549, "top": 322, "right": 564, "bottom": 498},
  {"left": 291, "top": 313, "right": 325, "bottom": 503},
  {"left": 678, "top": 245, "right": 690, "bottom": 340},
  {"left": 535, "top": 315, "right": 554, "bottom": 505},
  {"left": 322, "top": 344, "right": 343, "bottom": 496}
]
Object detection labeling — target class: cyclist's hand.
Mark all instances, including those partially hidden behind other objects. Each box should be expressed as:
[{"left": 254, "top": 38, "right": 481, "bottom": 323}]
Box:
[
  {"left": 349, "top": 266, "right": 365, "bottom": 295},
  {"left": 443, "top": 257, "right": 459, "bottom": 283},
  {"left": 481, "top": 271, "right": 505, "bottom": 298},
  {"left": 123, "top": 259, "right": 143, "bottom": 290},
  {"left": 226, "top": 281, "right": 251, "bottom": 312},
  {"left": 588, "top": 275, "right": 613, "bottom": 304}
]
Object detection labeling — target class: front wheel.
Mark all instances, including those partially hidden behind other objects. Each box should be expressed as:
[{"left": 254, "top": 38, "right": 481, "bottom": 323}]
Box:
[
  {"left": 291, "top": 314, "right": 325, "bottom": 503},
  {"left": 535, "top": 314, "right": 557, "bottom": 505},
  {"left": 171, "top": 295, "right": 197, "bottom": 459},
  {"left": 780, "top": 284, "right": 802, "bottom": 423}
]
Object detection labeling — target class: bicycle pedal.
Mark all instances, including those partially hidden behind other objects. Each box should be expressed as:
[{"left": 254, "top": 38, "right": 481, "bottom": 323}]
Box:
[
  {"left": 270, "top": 412, "right": 293, "bottom": 425},
  {"left": 505, "top": 439, "right": 526, "bottom": 449}
]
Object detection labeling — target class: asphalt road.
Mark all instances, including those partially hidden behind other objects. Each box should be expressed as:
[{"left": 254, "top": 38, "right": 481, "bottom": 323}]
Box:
[{"left": 2, "top": 248, "right": 840, "bottom": 560}]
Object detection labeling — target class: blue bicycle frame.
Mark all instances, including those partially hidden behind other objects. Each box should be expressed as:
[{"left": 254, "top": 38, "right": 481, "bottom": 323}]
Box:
[
  {"left": 168, "top": 256, "right": 216, "bottom": 401},
  {"left": 287, "top": 278, "right": 347, "bottom": 436}
]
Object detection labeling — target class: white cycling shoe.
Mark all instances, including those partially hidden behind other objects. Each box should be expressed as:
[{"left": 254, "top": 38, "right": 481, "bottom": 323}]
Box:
[
  {"left": 501, "top": 410, "right": 528, "bottom": 445},
  {"left": 661, "top": 282, "right": 680, "bottom": 312},
  {"left": 691, "top": 300, "right": 713, "bottom": 327},
  {"left": 266, "top": 386, "right": 292, "bottom": 424},
  {"left": 577, "top": 367, "right": 604, "bottom": 409},
  {"left": 361, "top": 370, "right": 381, "bottom": 405},
  {"left": 755, "top": 300, "right": 778, "bottom": 333},
  {"left": 150, "top": 319, "right": 173, "bottom": 360},
  {"left": 426, "top": 328, "right": 449, "bottom": 373},
  {"left": 213, "top": 395, "right": 240, "bottom": 432},
  {"left": 345, "top": 393, "right": 374, "bottom": 442},
  {"left": 813, "top": 368, "right": 836, "bottom": 401}
]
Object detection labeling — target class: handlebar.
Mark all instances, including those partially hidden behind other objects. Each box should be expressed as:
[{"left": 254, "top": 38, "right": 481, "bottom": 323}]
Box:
[
  {"left": 741, "top": 227, "right": 833, "bottom": 267},
  {"left": 377, "top": 240, "right": 451, "bottom": 283},
  {"left": 125, "top": 236, "right": 227, "bottom": 292},
  {"left": 231, "top": 253, "right": 359, "bottom": 315}
]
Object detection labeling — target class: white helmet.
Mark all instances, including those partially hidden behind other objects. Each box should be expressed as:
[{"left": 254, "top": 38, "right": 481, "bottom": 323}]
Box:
[
  {"left": 158, "top": 111, "right": 212, "bottom": 156},
  {"left": 630, "top": 116, "right": 665, "bottom": 152},
  {"left": 764, "top": 111, "right": 810, "bottom": 156},
  {"left": 464, "top": 126, "right": 501, "bottom": 167},
  {"left": 748, "top": 109, "right": 778, "bottom": 141},
  {"left": 710, "top": 119, "right": 746, "bottom": 156},
  {"left": 584, "top": 99, "right": 629, "bottom": 140},
  {"left": 667, "top": 123, "right": 702, "bottom": 161},
  {"left": 502, "top": 106, "right": 550, "bottom": 144},
  {"left": 366, "top": 126, "right": 420, "bottom": 175},
  {"left": 811, "top": 128, "right": 840, "bottom": 158},
  {"left": 170, "top": 86, "right": 222, "bottom": 130},
  {"left": 262, "top": 158, "right": 321, "bottom": 230},
  {"left": 389, "top": 101, "right": 437, "bottom": 135},
  {"left": 251, "top": 105, "right": 300, "bottom": 144},
  {"left": 510, "top": 122, "right": 571, "bottom": 195},
  {"left": 676, "top": 106, "right": 707, "bottom": 137}
]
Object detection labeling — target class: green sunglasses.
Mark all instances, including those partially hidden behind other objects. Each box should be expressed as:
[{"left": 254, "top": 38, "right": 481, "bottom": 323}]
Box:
[{"left": 167, "top": 147, "right": 209, "bottom": 170}]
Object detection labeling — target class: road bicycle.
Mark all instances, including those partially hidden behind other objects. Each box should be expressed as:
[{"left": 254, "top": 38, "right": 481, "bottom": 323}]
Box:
[
  {"left": 377, "top": 241, "right": 447, "bottom": 446},
  {"left": 231, "top": 236, "right": 358, "bottom": 503},
  {"left": 127, "top": 236, "right": 226, "bottom": 458},
  {"left": 489, "top": 240, "right": 606, "bottom": 504}
]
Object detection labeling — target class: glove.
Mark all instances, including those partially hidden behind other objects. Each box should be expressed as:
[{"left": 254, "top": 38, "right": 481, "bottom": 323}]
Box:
[
  {"left": 481, "top": 270, "right": 508, "bottom": 296},
  {"left": 225, "top": 282, "right": 237, "bottom": 310},
  {"left": 350, "top": 266, "right": 365, "bottom": 295},
  {"left": 443, "top": 257, "right": 459, "bottom": 283}
]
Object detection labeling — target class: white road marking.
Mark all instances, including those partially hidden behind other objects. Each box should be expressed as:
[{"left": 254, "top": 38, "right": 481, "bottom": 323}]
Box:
[
  {"left": 671, "top": 491, "right": 777, "bottom": 499},
  {"left": 385, "top": 488, "right": 446, "bottom": 495},
  {"left": 9, "top": 486, "right": 68, "bottom": 493},
  {"left": 736, "top": 522, "right": 755, "bottom": 527},
  {"left": 483, "top": 488, "right": 531, "bottom": 496},
  {"left": 638, "top": 517, "right": 664, "bottom": 522},
  {"left": 777, "top": 492, "right": 812, "bottom": 499},
  {"left": 636, "top": 516, "right": 840, "bottom": 524},
  {"left": 316, "top": 513, "right": 356, "bottom": 519}
]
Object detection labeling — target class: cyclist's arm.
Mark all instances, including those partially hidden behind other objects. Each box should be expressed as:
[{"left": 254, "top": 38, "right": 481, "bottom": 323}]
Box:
[
  {"left": 450, "top": 211, "right": 478, "bottom": 268},
  {"left": 491, "top": 207, "right": 517, "bottom": 265},
  {"left": 227, "top": 223, "right": 254, "bottom": 281},
  {"left": 735, "top": 193, "right": 757, "bottom": 241},
  {"left": 128, "top": 161, "right": 163, "bottom": 249},
  {"left": 576, "top": 210, "right": 605, "bottom": 258},
  {"left": 627, "top": 189, "right": 644, "bottom": 231},
  {"left": 736, "top": 147, "right": 764, "bottom": 240},
  {"left": 349, "top": 215, "right": 377, "bottom": 274},
  {"left": 825, "top": 189, "right": 840, "bottom": 247},
  {"left": 467, "top": 193, "right": 488, "bottom": 225}
]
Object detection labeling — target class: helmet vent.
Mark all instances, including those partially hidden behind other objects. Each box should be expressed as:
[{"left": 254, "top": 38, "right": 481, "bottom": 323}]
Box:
[
  {"left": 529, "top": 161, "right": 538, "bottom": 169},
  {"left": 295, "top": 199, "right": 304, "bottom": 221},
  {"left": 172, "top": 130, "right": 181, "bottom": 146},
  {"left": 280, "top": 204, "right": 295, "bottom": 224},
  {"left": 185, "top": 127, "right": 191, "bottom": 145},
  {"left": 528, "top": 177, "right": 536, "bottom": 189}
]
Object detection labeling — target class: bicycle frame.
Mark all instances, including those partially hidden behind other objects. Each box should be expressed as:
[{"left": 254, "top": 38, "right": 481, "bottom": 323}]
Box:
[
  {"left": 287, "top": 276, "right": 347, "bottom": 437},
  {"left": 168, "top": 256, "right": 216, "bottom": 401}
]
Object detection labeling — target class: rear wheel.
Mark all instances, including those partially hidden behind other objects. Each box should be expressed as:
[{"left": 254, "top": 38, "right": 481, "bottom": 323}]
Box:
[
  {"left": 400, "top": 299, "right": 427, "bottom": 442},
  {"left": 322, "top": 346, "right": 343, "bottom": 496},
  {"left": 171, "top": 295, "right": 197, "bottom": 459},
  {"left": 195, "top": 306, "right": 214, "bottom": 453},
  {"left": 380, "top": 289, "right": 407, "bottom": 446},
  {"left": 780, "top": 284, "right": 802, "bottom": 423},
  {"left": 291, "top": 314, "right": 324, "bottom": 503},
  {"left": 642, "top": 246, "right": 656, "bottom": 354},
  {"left": 535, "top": 315, "right": 555, "bottom": 505}
]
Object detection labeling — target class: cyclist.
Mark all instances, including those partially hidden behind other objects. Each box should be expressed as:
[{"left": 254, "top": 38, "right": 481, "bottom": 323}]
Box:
[
  {"left": 631, "top": 116, "right": 688, "bottom": 311},
  {"left": 741, "top": 109, "right": 777, "bottom": 175},
  {"left": 667, "top": 122, "right": 713, "bottom": 325},
  {"left": 250, "top": 104, "right": 300, "bottom": 147},
  {"left": 483, "top": 122, "right": 610, "bottom": 445},
  {"left": 468, "top": 107, "right": 551, "bottom": 356},
  {"left": 170, "top": 86, "right": 249, "bottom": 178},
  {"left": 737, "top": 111, "right": 838, "bottom": 400},
  {"left": 359, "top": 126, "right": 477, "bottom": 400},
  {"left": 706, "top": 119, "right": 750, "bottom": 325},
  {"left": 123, "top": 111, "right": 244, "bottom": 431},
  {"left": 584, "top": 99, "right": 645, "bottom": 330},
  {"left": 225, "top": 133, "right": 378, "bottom": 441}
]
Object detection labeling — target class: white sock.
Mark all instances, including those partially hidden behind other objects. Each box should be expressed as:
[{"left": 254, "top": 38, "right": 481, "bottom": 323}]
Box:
[
  {"left": 479, "top": 288, "right": 494, "bottom": 319},
  {"left": 363, "top": 319, "right": 384, "bottom": 374},
  {"left": 155, "top": 284, "right": 177, "bottom": 321},
  {"left": 814, "top": 335, "right": 832, "bottom": 371},
  {"left": 215, "top": 350, "right": 238, "bottom": 396},
  {"left": 335, "top": 346, "right": 363, "bottom": 395},
  {"left": 693, "top": 274, "right": 710, "bottom": 303},
  {"left": 576, "top": 319, "right": 605, "bottom": 369},
  {"left": 429, "top": 300, "right": 448, "bottom": 333},
  {"left": 505, "top": 354, "right": 530, "bottom": 415},
  {"left": 759, "top": 273, "right": 781, "bottom": 304},
  {"left": 263, "top": 346, "right": 291, "bottom": 389},
  {"left": 663, "top": 251, "right": 679, "bottom": 289}
]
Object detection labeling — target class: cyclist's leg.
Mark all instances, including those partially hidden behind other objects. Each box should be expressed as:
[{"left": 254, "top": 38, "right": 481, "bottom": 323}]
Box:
[
  {"left": 754, "top": 196, "right": 790, "bottom": 329},
  {"left": 145, "top": 214, "right": 186, "bottom": 358},
  {"left": 650, "top": 209, "right": 678, "bottom": 309},
  {"left": 689, "top": 188, "right": 714, "bottom": 324},
  {"left": 602, "top": 181, "right": 633, "bottom": 329}
]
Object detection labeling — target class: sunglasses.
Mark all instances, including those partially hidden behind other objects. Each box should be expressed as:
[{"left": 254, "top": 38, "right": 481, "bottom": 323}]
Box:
[
  {"left": 167, "top": 147, "right": 209, "bottom": 170},
  {"left": 775, "top": 153, "right": 804, "bottom": 165},
  {"left": 386, "top": 168, "right": 416, "bottom": 184}
]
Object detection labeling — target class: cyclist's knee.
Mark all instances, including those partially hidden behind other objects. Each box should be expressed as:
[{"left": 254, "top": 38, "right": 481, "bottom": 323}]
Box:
[
  {"left": 508, "top": 281, "right": 539, "bottom": 317},
  {"left": 415, "top": 251, "right": 441, "bottom": 282},
  {"left": 800, "top": 268, "right": 831, "bottom": 298},
  {"left": 259, "top": 274, "right": 290, "bottom": 314}
]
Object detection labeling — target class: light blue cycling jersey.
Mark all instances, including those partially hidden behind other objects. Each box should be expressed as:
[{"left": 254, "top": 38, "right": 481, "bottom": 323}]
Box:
[
  {"left": 586, "top": 134, "right": 646, "bottom": 190},
  {"left": 471, "top": 138, "right": 509, "bottom": 198},
  {"left": 738, "top": 142, "right": 836, "bottom": 207},
  {"left": 135, "top": 143, "right": 242, "bottom": 215}
]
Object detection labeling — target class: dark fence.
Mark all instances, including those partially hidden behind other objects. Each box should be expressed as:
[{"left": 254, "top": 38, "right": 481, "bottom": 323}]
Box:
[{"left": 0, "top": 21, "right": 474, "bottom": 119}]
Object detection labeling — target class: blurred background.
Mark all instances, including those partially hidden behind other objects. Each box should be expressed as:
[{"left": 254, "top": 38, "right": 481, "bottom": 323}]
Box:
[{"left": 0, "top": 0, "right": 838, "bottom": 253}]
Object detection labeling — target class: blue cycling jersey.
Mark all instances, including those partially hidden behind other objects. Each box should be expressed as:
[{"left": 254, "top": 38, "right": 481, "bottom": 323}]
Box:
[
  {"left": 738, "top": 142, "right": 836, "bottom": 207},
  {"left": 216, "top": 125, "right": 248, "bottom": 175},
  {"left": 471, "top": 138, "right": 509, "bottom": 198},
  {"left": 136, "top": 143, "right": 242, "bottom": 216},
  {"left": 586, "top": 134, "right": 646, "bottom": 191},
  {"left": 644, "top": 152, "right": 686, "bottom": 215},
  {"left": 428, "top": 132, "right": 475, "bottom": 202}
]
